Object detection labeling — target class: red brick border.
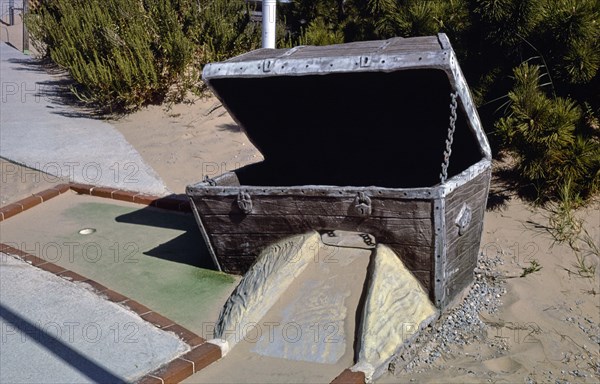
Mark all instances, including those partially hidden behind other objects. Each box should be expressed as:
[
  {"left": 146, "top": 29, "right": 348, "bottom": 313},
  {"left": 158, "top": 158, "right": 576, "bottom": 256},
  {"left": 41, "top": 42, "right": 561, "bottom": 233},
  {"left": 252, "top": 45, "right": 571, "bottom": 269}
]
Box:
[
  {"left": 330, "top": 369, "right": 366, "bottom": 384},
  {"left": 0, "top": 183, "right": 191, "bottom": 222},
  {"left": 0, "top": 243, "right": 223, "bottom": 383},
  {"left": 0, "top": 184, "right": 360, "bottom": 383},
  {"left": 0, "top": 183, "right": 69, "bottom": 221}
]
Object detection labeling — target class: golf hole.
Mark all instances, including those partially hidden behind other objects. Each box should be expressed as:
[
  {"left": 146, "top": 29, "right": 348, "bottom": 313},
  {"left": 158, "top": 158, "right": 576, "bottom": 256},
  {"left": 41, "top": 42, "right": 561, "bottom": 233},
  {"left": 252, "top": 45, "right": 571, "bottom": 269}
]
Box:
[{"left": 78, "top": 228, "right": 96, "bottom": 235}]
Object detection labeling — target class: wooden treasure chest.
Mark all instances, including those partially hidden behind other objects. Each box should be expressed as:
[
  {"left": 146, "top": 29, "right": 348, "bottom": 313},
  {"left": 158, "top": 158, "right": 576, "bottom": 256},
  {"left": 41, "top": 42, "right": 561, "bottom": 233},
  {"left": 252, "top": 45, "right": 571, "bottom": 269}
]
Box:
[{"left": 187, "top": 33, "right": 492, "bottom": 309}]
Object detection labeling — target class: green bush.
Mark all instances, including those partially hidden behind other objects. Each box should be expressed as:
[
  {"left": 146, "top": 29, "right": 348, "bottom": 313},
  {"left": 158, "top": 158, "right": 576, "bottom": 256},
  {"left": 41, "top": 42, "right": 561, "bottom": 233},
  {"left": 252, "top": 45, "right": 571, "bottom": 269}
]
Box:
[
  {"left": 496, "top": 63, "right": 600, "bottom": 202},
  {"left": 298, "top": 17, "right": 344, "bottom": 46},
  {"left": 26, "top": 0, "right": 201, "bottom": 111},
  {"left": 25, "top": 0, "right": 263, "bottom": 111},
  {"left": 190, "top": 0, "right": 262, "bottom": 63}
]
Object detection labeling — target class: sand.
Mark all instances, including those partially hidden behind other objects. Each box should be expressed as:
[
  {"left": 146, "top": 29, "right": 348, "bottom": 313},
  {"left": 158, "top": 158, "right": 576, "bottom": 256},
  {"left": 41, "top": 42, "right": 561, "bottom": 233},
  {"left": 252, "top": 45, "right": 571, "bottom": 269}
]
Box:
[
  {"left": 110, "top": 96, "right": 262, "bottom": 194},
  {"left": 2, "top": 93, "right": 598, "bottom": 383},
  {"left": 381, "top": 199, "right": 600, "bottom": 383}
]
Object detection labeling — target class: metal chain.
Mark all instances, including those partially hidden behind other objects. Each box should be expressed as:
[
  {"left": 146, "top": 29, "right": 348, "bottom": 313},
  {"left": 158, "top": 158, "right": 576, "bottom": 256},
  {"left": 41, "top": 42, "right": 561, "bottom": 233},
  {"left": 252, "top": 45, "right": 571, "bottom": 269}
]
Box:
[{"left": 440, "top": 92, "right": 458, "bottom": 184}]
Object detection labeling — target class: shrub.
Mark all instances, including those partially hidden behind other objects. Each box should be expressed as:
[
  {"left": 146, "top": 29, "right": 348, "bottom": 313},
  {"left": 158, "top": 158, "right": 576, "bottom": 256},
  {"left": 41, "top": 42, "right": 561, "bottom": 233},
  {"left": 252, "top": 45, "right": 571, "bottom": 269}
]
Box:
[
  {"left": 191, "top": 0, "right": 262, "bottom": 63},
  {"left": 26, "top": 0, "right": 202, "bottom": 111},
  {"left": 298, "top": 17, "right": 344, "bottom": 46},
  {"left": 496, "top": 63, "right": 600, "bottom": 202},
  {"left": 25, "top": 0, "right": 265, "bottom": 112}
]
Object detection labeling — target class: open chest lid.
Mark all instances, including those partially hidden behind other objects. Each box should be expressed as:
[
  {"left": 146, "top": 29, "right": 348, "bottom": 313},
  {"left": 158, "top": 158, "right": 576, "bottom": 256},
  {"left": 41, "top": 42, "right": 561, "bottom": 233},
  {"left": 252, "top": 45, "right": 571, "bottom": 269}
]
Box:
[{"left": 202, "top": 34, "right": 491, "bottom": 188}]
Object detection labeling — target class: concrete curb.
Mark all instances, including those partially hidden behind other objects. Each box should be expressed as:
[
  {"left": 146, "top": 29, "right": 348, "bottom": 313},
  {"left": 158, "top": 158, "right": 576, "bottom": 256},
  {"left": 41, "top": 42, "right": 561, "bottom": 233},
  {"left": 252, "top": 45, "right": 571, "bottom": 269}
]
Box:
[{"left": 0, "top": 183, "right": 191, "bottom": 222}]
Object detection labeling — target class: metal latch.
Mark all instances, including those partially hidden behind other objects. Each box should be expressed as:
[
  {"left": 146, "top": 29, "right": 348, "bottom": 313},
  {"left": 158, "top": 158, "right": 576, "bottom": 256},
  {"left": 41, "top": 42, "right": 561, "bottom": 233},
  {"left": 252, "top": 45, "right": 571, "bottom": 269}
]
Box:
[
  {"left": 354, "top": 192, "right": 372, "bottom": 216},
  {"left": 360, "top": 55, "right": 371, "bottom": 67},
  {"left": 455, "top": 203, "right": 472, "bottom": 236},
  {"left": 237, "top": 191, "right": 253, "bottom": 214},
  {"left": 262, "top": 59, "right": 274, "bottom": 72}
]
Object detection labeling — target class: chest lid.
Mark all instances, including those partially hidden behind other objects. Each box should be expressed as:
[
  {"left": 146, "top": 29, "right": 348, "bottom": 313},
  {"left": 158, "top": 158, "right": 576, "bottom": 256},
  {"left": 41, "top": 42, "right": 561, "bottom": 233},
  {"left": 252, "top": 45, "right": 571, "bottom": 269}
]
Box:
[{"left": 202, "top": 34, "right": 491, "bottom": 187}]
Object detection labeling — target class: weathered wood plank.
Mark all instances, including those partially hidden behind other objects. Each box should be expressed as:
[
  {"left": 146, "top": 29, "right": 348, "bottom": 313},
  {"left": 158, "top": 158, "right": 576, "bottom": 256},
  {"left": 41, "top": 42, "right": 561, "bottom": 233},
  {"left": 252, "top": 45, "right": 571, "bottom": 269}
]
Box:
[
  {"left": 210, "top": 233, "right": 432, "bottom": 259},
  {"left": 447, "top": 226, "right": 484, "bottom": 260},
  {"left": 446, "top": 177, "right": 488, "bottom": 206},
  {"left": 444, "top": 171, "right": 490, "bottom": 212},
  {"left": 411, "top": 271, "right": 432, "bottom": 294},
  {"left": 210, "top": 233, "right": 297, "bottom": 256},
  {"left": 219, "top": 258, "right": 255, "bottom": 274},
  {"left": 445, "top": 265, "right": 474, "bottom": 301},
  {"left": 192, "top": 195, "right": 432, "bottom": 219},
  {"left": 445, "top": 223, "right": 483, "bottom": 273},
  {"left": 444, "top": 170, "right": 489, "bottom": 249},
  {"left": 387, "top": 244, "right": 433, "bottom": 270},
  {"left": 188, "top": 185, "right": 439, "bottom": 199},
  {"left": 441, "top": 168, "right": 490, "bottom": 308},
  {"left": 286, "top": 36, "right": 441, "bottom": 58},
  {"left": 445, "top": 189, "right": 488, "bottom": 221},
  {"left": 201, "top": 214, "right": 433, "bottom": 246},
  {"left": 445, "top": 188, "right": 488, "bottom": 217},
  {"left": 446, "top": 206, "right": 484, "bottom": 249}
]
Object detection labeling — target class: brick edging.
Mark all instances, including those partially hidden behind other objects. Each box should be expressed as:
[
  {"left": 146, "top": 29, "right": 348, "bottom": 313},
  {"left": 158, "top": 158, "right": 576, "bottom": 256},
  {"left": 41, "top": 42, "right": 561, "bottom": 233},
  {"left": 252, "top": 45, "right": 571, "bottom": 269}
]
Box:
[
  {"left": 0, "top": 184, "right": 363, "bottom": 383},
  {"left": 330, "top": 369, "right": 366, "bottom": 384},
  {"left": 0, "top": 183, "right": 191, "bottom": 222},
  {"left": 0, "top": 244, "right": 223, "bottom": 383},
  {"left": 0, "top": 183, "right": 70, "bottom": 221}
]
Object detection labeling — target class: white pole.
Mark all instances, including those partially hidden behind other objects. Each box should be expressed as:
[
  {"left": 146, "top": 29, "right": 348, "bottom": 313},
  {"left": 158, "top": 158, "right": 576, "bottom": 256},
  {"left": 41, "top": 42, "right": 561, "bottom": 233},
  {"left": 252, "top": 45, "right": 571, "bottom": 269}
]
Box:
[{"left": 262, "top": 0, "right": 276, "bottom": 48}]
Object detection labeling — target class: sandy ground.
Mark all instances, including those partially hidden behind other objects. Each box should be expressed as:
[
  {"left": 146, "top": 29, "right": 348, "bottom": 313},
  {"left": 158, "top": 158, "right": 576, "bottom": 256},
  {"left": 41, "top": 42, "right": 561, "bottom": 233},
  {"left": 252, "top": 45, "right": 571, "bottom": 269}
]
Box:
[
  {"left": 380, "top": 199, "right": 600, "bottom": 383},
  {"left": 110, "top": 97, "right": 262, "bottom": 194}
]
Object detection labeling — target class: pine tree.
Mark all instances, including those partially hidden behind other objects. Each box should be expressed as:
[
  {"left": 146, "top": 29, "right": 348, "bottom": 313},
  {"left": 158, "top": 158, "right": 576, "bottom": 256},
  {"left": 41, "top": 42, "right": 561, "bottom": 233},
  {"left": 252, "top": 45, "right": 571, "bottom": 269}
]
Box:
[{"left": 496, "top": 63, "right": 600, "bottom": 202}]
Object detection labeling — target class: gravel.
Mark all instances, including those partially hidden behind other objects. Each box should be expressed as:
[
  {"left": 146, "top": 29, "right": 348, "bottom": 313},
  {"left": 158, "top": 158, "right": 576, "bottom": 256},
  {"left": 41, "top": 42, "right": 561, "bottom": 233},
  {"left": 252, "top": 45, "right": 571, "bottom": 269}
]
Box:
[
  {"left": 389, "top": 253, "right": 508, "bottom": 373},
  {"left": 388, "top": 249, "right": 600, "bottom": 383}
]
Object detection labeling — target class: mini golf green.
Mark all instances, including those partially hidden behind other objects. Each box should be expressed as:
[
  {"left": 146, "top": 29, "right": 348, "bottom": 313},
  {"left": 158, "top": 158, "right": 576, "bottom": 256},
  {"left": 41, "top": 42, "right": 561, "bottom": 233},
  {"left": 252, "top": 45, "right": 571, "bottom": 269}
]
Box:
[{"left": 0, "top": 191, "right": 238, "bottom": 336}]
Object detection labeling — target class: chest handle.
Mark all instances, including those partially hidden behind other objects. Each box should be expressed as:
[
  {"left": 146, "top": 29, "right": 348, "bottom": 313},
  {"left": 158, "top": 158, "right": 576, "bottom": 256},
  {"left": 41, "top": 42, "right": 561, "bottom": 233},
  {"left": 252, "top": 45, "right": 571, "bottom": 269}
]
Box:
[
  {"left": 354, "top": 192, "right": 372, "bottom": 217},
  {"left": 237, "top": 191, "right": 253, "bottom": 214}
]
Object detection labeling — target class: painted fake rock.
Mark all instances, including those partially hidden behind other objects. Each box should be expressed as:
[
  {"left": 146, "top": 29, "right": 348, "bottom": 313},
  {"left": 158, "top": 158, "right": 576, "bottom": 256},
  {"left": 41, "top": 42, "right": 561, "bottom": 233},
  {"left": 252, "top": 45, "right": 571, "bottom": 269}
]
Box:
[
  {"left": 213, "top": 232, "right": 438, "bottom": 381},
  {"left": 358, "top": 244, "right": 438, "bottom": 378},
  {"left": 214, "top": 231, "right": 321, "bottom": 350}
]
